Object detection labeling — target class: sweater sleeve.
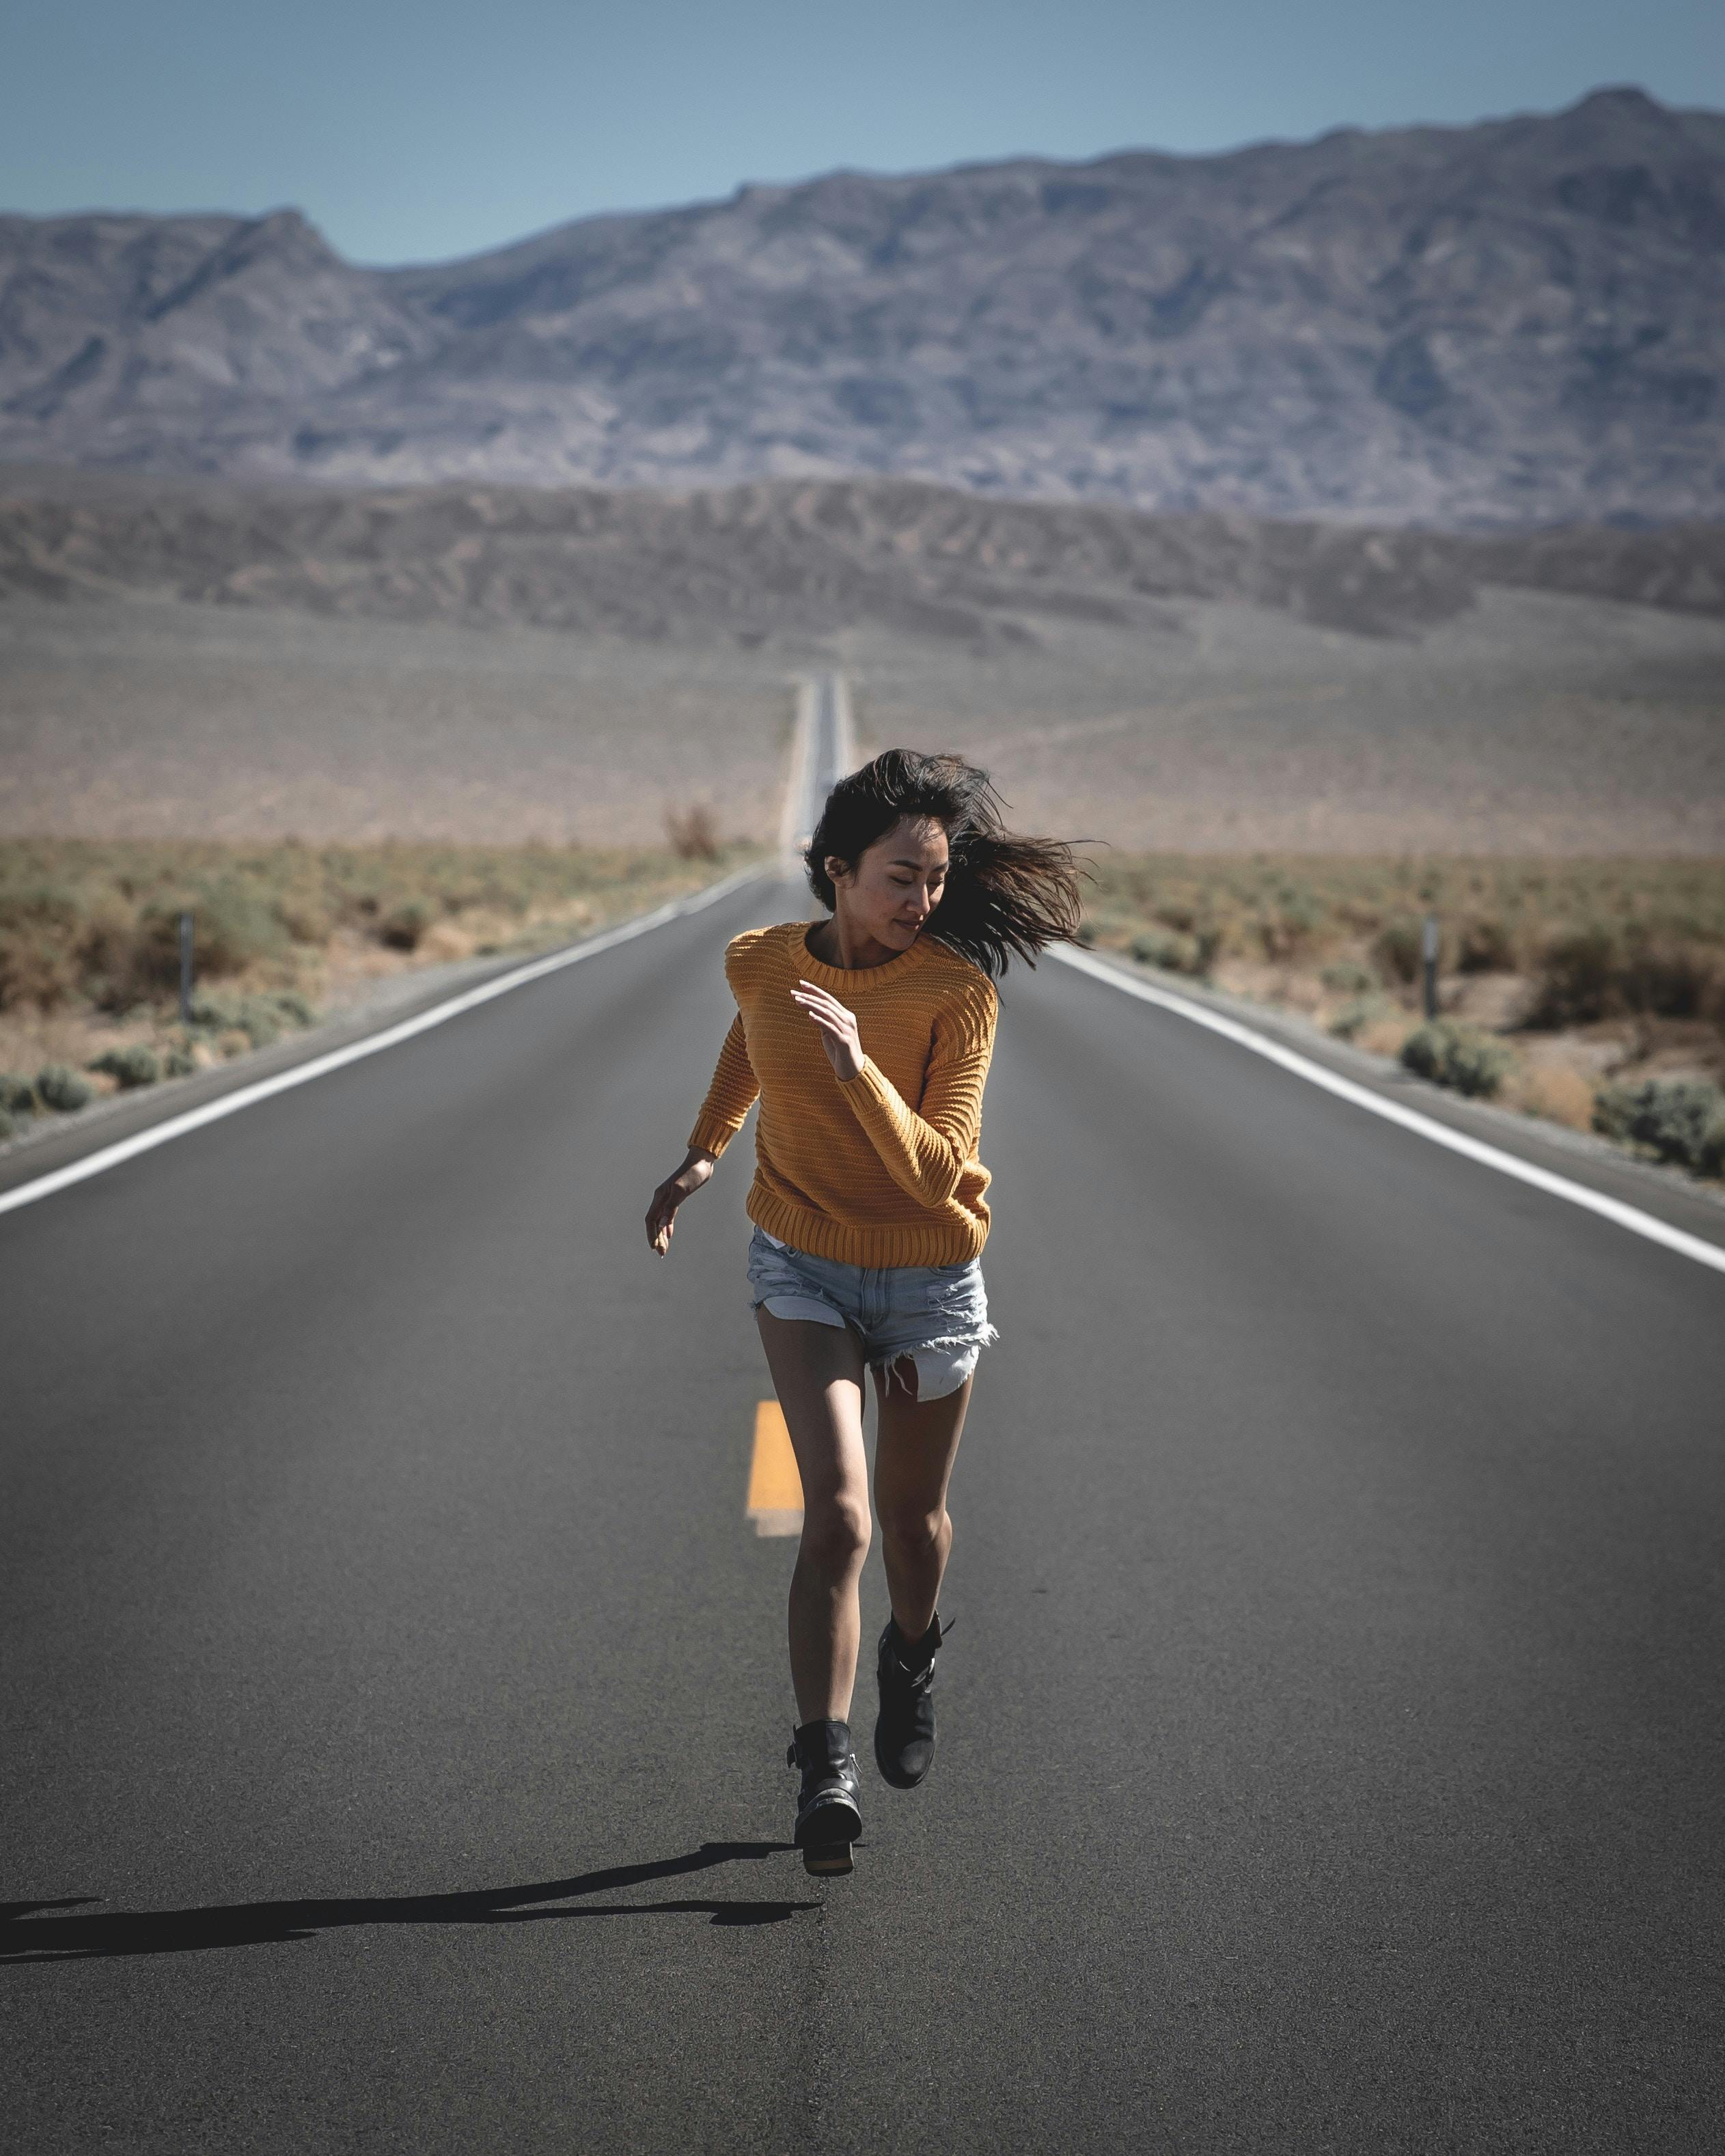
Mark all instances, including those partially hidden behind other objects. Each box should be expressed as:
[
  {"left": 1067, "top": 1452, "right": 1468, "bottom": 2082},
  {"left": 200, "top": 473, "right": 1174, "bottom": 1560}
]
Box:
[
  {"left": 687, "top": 1010, "right": 760, "bottom": 1159},
  {"left": 836, "top": 978, "right": 997, "bottom": 1208}
]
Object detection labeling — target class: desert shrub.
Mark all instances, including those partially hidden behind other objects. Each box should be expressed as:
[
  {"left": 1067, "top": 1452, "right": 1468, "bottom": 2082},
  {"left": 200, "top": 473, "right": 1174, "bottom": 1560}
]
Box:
[
  {"left": 1257, "top": 887, "right": 1323, "bottom": 960},
  {"left": 1374, "top": 917, "right": 1425, "bottom": 985},
  {"left": 1132, "top": 928, "right": 1195, "bottom": 972},
  {"left": 1131, "top": 926, "right": 1218, "bottom": 976},
  {"left": 0, "top": 931, "right": 84, "bottom": 1009},
  {"left": 163, "top": 1046, "right": 198, "bottom": 1078},
  {"left": 0, "top": 881, "right": 87, "bottom": 1008},
  {"left": 89, "top": 1044, "right": 162, "bottom": 1089},
  {"left": 1073, "top": 919, "right": 1098, "bottom": 946},
  {"left": 1329, "top": 995, "right": 1395, "bottom": 1042},
  {"left": 665, "top": 801, "right": 721, "bottom": 861},
  {"left": 0, "top": 1071, "right": 36, "bottom": 1114},
  {"left": 271, "top": 989, "right": 318, "bottom": 1027},
  {"left": 0, "top": 879, "right": 83, "bottom": 934},
  {"left": 227, "top": 999, "right": 279, "bottom": 1048},
  {"left": 186, "top": 989, "right": 234, "bottom": 1032},
  {"left": 74, "top": 905, "right": 156, "bottom": 1012},
  {"left": 1512, "top": 1062, "right": 1597, "bottom": 1131},
  {"left": 1524, "top": 923, "right": 1725, "bottom": 1028},
  {"left": 274, "top": 894, "right": 336, "bottom": 943},
  {"left": 378, "top": 898, "right": 437, "bottom": 952},
  {"left": 1456, "top": 917, "right": 1515, "bottom": 973},
  {"left": 1321, "top": 960, "right": 1379, "bottom": 995},
  {"left": 193, "top": 885, "right": 290, "bottom": 974},
  {"left": 1527, "top": 924, "right": 1618, "bottom": 1026},
  {"left": 187, "top": 988, "right": 316, "bottom": 1048},
  {"left": 36, "top": 1062, "right": 94, "bottom": 1112},
  {"left": 0, "top": 1105, "right": 13, "bottom": 1141},
  {"left": 1592, "top": 1079, "right": 1725, "bottom": 1177},
  {"left": 1616, "top": 939, "right": 1718, "bottom": 1020},
  {"left": 1399, "top": 1020, "right": 1514, "bottom": 1098}
]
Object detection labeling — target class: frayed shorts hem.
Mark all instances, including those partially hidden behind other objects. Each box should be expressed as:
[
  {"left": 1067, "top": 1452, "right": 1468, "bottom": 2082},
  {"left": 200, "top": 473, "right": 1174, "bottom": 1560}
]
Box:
[
  {"left": 754, "top": 1293, "right": 995, "bottom": 1401},
  {"left": 746, "top": 1224, "right": 997, "bottom": 1403}
]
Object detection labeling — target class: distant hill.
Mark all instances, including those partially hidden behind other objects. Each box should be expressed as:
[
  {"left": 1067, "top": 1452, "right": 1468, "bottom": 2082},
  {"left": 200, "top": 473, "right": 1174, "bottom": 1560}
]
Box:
[
  {"left": 3, "top": 467, "right": 1721, "bottom": 644},
  {"left": 2, "top": 87, "right": 1723, "bottom": 528}
]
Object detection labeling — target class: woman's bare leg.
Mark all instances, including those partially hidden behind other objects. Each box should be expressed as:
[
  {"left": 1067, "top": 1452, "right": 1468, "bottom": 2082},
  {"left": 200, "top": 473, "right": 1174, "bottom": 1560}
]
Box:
[
  {"left": 872, "top": 1357, "right": 973, "bottom": 1642},
  {"left": 754, "top": 1308, "right": 871, "bottom": 1722}
]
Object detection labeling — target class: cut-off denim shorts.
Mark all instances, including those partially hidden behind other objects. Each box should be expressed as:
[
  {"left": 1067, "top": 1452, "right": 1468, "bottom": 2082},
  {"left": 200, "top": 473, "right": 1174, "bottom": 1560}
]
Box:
[{"left": 746, "top": 1222, "right": 999, "bottom": 1402}]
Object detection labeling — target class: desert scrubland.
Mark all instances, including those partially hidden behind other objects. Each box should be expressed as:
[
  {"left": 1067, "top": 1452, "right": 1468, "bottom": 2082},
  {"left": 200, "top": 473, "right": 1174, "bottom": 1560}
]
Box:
[
  {"left": 0, "top": 833, "right": 760, "bottom": 1137},
  {"left": 1078, "top": 853, "right": 1725, "bottom": 1172},
  {"left": 1, "top": 470, "right": 1722, "bottom": 1176}
]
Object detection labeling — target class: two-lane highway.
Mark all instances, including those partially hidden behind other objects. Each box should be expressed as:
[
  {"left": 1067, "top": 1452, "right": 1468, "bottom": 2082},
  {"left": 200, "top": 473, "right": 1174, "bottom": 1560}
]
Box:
[{"left": 4, "top": 870, "right": 1722, "bottom": 2153}]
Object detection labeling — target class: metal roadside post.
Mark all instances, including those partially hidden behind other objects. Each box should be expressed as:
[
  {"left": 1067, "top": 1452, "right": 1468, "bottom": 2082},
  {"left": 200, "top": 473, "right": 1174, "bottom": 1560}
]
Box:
[
  {"left": 1422, "top": 911, "right": 1439, "bottom": 1021},
  {"left": 178, "top": 911, "right": 195, "bottom": 1025}
]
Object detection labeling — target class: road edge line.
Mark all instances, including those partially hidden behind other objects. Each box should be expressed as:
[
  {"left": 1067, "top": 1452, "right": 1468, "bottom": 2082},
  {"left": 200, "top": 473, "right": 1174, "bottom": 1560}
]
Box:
[
  {"left": 1047, "top": 942, "right": 1725, "bottom": 1282},
  {"left": 0, "top": 860, "right": 771, "bottom": 1221}
]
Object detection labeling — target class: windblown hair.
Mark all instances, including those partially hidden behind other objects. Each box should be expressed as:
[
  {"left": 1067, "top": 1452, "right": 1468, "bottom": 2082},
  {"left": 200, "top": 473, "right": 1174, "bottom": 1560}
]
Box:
[{"left": 804, "top": 749, "right": 1094, "bottom": 982}]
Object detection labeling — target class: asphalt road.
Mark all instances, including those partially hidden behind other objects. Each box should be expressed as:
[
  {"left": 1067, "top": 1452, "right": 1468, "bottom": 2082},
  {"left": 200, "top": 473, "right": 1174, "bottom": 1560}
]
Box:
[{"left": 4, "top": 870, "right": 1722, "bottom": 2154}]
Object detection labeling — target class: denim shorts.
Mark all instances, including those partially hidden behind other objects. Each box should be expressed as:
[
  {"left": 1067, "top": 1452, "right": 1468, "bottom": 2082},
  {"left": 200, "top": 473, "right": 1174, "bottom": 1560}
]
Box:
[{"left": 745, "top": 1223, "right": 999, "bottom": 1402}]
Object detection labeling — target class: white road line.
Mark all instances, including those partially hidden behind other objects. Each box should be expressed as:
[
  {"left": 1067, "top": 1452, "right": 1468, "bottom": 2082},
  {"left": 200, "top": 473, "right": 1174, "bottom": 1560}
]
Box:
[
  {"left": 0, "top": 862, "right": 769, "bottom": 1221},
  {"left": 1049, "top": 943, "right": 1725, "bottom": 1281},
  {"left": 777, "top": 678, "right": 817, "bottom": 866},
  {"left": 829, "top": 671, "right": 857, "bottom": 787},
  {"left": 779, "top": 669, "right": 854, "bottom": 868}
]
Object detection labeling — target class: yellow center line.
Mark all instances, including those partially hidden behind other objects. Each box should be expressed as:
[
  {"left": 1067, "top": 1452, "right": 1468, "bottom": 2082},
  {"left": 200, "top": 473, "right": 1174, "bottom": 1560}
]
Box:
[{"left": 747, "top": 1400, "right": 804, "bottom": 1537}]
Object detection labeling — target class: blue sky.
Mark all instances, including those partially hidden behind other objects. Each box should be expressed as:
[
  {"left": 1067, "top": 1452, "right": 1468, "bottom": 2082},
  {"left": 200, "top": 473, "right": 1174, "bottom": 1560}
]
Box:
[{"left": 3, "top": 0, "right": 1720, "bottom": 265}]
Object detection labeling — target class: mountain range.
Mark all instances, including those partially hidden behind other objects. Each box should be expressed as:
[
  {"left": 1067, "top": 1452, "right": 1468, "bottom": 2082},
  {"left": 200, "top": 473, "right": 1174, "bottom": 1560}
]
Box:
[{"left": 2, "top": 87, "right": 1723, "bottom": 528}]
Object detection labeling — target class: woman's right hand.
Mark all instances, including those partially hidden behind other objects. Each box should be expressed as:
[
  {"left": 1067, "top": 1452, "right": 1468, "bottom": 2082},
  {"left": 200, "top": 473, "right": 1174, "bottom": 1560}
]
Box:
[{"left": 646, "top": 1149, "right": 717, "bottom": 1256}]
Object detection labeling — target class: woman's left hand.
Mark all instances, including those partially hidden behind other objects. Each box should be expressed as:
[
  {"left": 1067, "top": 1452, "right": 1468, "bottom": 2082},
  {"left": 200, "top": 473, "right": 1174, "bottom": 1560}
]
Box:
[{"left": 792, "top": 979, "right": 865, "bottom": 1082}]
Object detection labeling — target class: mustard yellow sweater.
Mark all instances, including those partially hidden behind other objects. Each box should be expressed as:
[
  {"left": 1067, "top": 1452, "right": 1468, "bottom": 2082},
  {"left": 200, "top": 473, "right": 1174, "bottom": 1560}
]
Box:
[{"left": 687, "top": 920, "right": 999, "bottom": 1266}]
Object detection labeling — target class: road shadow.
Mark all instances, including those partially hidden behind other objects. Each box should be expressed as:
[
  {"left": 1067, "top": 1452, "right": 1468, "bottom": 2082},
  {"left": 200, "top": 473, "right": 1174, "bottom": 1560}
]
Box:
[{"left": 1, "top": 1840, "right": 820, "bottom": 1963}]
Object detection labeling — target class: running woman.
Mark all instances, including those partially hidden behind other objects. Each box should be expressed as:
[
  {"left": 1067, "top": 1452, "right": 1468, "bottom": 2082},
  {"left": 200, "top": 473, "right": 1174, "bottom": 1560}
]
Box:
[{"left": 645, "top": 749, "right": 1086, "bottom": 1875}]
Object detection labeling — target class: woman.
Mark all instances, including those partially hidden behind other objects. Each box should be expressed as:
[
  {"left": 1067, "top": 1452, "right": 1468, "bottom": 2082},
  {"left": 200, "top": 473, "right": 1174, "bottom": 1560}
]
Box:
[{"left": 644, "top": 749, "right": 1086, "bottom": 1876}]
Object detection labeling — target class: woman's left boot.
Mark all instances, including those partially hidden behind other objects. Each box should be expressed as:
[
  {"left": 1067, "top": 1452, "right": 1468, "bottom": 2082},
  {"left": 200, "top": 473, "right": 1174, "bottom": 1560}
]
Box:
[
  {"left": 873, "top": 1612, "right": 950, "bottom": 1789},
  {"left": 787, "top": 1718, "right": 863, "bottom": 1875}
]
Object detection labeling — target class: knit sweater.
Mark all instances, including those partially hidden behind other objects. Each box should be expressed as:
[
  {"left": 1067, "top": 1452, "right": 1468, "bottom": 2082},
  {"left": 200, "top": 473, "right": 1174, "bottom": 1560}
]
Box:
[{"left": 687, "top": 919, "right": 999, "bottom": 1266}]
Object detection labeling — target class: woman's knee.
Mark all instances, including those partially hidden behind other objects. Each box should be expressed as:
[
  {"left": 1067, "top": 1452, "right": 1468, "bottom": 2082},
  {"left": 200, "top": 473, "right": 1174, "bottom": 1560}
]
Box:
[
  {"left": 877, "top": 1501, "right": 946, "bottom": 1556},
  {"left": 799, "top": 1492, "right": 872, "bottom": 1572}
]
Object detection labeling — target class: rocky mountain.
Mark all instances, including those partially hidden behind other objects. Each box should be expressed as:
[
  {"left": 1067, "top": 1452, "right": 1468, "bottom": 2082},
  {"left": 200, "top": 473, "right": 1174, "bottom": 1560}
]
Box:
[
  {"left": 5, "top": 467, "right": 1721, "bottom": 644},
  {"left": 2, "top": 87, "right": 1723, "bottom": 527}
]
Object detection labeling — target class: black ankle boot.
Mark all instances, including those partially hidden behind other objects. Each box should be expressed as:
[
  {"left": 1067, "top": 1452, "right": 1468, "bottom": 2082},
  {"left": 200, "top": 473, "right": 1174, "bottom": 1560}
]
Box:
[
  {"left": 873, "top": 1612, "right": 950, "bottom": 1790},
  {"left": 786, "top": 1718, "right": 863, "bottom": 1875}
]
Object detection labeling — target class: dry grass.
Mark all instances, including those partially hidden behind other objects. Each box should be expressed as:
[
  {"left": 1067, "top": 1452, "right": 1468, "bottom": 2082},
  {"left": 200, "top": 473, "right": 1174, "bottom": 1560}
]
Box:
[{"left": 1503, "top": 1060, "right": 1599, "bottom": 1132}]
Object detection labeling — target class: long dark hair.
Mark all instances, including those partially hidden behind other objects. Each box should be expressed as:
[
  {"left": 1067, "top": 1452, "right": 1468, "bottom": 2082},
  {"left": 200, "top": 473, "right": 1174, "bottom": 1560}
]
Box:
[{"left": 804, "top": 749, "right": 1094, "bottom": 981}]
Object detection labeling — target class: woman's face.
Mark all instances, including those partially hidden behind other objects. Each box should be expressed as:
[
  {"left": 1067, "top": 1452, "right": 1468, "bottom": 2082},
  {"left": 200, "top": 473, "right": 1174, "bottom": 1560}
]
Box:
[{"left": 827, "top": 816, "right": 950, "bottom": 950}]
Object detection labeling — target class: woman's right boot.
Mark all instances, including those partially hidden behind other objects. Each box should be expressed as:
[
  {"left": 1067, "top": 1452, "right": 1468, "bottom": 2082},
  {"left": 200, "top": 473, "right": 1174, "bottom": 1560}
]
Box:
[{"left": 787, "top": 1718, "right": 863, "bottom": 1875}]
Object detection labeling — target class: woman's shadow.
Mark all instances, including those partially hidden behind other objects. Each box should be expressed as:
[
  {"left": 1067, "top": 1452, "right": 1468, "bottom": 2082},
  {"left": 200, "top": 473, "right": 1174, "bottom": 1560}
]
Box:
[{"left": 2, "top": 1841, "right": 820, "bottom": 1962}]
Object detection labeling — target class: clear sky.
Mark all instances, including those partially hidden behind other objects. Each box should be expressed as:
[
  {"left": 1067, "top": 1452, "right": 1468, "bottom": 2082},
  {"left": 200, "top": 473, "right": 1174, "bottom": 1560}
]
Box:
[{"left": 3, "top": 0, "right": 1720, "bottom": 266}]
